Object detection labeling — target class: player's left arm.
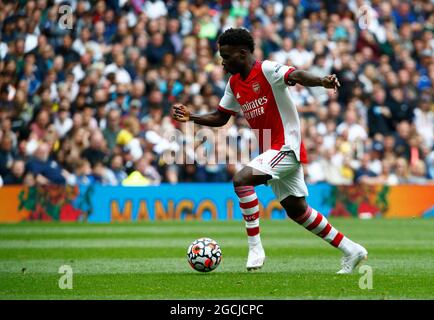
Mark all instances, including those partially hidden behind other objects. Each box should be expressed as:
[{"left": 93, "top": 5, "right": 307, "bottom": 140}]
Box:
[{"left": 286, "top": 70, "right": 341, "bottom": 93}]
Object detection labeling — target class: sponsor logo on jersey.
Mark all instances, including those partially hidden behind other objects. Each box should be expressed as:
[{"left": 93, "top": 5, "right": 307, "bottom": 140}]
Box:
[
  {"left": 240, "top": 96, "right": 268, "bottom": 112},
  {"left": 241, "top": 96, "right": 268, "bottom": 120}
]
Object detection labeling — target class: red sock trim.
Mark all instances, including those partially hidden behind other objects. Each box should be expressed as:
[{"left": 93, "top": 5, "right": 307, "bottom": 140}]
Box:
[
  {"left": 330, "top": 232, "right": 344, "bottom": 247},
  {"left": 318, "top": 223, "right": 332, "bottom": 237},
  {"left": 306, "top": 213, "right": 323, "bottom": 231},
  {"left": 246, "top": 227, "right": 260, "bottom": 236},
  {"left": 239, "top": 198, "right": 258, "bottom": 209}
]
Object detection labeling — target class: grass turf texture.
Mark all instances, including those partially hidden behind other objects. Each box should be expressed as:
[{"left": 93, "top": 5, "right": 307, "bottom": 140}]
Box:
[{"left": 0, "top": 219, "right": 433, "bottom": 300}]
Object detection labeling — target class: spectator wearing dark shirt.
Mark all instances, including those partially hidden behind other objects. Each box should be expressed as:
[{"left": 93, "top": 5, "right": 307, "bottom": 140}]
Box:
[
  {"left": 145, "top": 32, "right": 175, "bottom": 66},
  {"left": 368, "top": 87, "right": 393, "bottom": 137},
  {"left": 393, "top": 121, "right": 412, "bottom": 160},
  {"left": 55, "top": 34, "right": 80, "bottom": 66},
  {"left": 354, "top": 153, "right": 378, "bottom": 184},
  {"left": 0, "top": 134, "right": 14, "bottom": 177},
  {"left": 81, "top": 130, "right": 108, "bottom": 167},
  {"left": 1, "top": 16, "right": 18, "bottom": 43},
  {"left": 392, "top": 2, "right": 417, "bottom": 28},
  {"left": 387, "top": 86, "right": 414, "bottom": 127},
  {"left": 26, "top": 142, "right": 66, "bottom": 185},
  {"left": 3, "top": 159, "right": 25, "bottom": 185}
]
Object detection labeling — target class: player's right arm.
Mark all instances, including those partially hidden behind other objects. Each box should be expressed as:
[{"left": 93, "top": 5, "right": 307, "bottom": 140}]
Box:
[{"left": 171, "top": 104, "right": 231, "bottom": 127}]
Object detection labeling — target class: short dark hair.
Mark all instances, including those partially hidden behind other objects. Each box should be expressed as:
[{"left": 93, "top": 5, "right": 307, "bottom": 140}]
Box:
[{"left": 217, "top": 28, "right": 255, "bottom": 53}]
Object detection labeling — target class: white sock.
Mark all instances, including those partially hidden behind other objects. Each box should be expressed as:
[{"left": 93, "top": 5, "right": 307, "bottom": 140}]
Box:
[
  {"left": 248, "top": 234, "right": 261, "bottom": 248},
  {"left": 338, "top": 237, "right": 357, "bottom": 255}
]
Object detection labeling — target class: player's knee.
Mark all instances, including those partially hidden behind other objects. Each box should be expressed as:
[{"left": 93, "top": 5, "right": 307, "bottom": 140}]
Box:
[
  {"left": 233, "top": 173, "right": 247, "bottom": 188},
  {"left": 281, "top": 196, "right": 307, "bottom": 219}
]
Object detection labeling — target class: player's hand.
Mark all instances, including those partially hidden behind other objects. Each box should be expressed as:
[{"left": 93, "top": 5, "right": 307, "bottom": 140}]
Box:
[
  {"left": 171, "top": 103, "right": 190, "bottom": 122},
  {"left": 322, "top": 74, "right": 341, "bottom": 93}
]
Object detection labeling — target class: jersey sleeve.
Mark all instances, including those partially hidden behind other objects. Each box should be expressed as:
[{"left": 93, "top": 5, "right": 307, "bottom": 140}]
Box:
[
  {"left": 218, "top": 80, "right": 241, "bottom": 116},
  {"left": 262, "top": 60, "right": 297, "bottom": 89}
]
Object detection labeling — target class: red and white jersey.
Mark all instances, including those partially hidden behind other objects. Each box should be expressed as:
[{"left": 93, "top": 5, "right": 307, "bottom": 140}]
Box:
[{"left": 218, "top": 60, "right": 308, "bottom": 163}]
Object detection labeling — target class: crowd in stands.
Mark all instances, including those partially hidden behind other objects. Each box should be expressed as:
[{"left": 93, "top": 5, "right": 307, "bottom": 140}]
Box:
[{"left": 0, "top": 0, "right": 433, "bottom": 187}]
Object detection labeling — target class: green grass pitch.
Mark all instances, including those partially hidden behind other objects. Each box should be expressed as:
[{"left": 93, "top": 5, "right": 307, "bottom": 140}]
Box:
[{"left": 0, "top": 218, "right": 433, "bottom": 299}]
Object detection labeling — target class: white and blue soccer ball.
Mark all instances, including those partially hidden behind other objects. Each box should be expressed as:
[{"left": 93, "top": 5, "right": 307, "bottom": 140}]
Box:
[{"left": 187, "top": 238, "right": 222, "bottom": 272}]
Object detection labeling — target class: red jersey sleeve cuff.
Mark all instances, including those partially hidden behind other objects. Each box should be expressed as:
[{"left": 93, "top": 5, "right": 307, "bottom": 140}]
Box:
[
  {"left": 218, "top": 106, "right": 237, "bottom": 116},
  {"left": 284, "top": 67, "right": 297, "bottom": 86}
]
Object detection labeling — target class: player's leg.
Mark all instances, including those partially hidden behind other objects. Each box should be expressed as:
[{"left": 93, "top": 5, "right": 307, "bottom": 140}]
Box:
[
  {"left": 233, "top": 165, "right": 271, "bottom": 271},
  {"left": 268, "top": 151, "right": 368, "bottom": 274},
  {"left": 280, "top": 194, "right": 368, "bottom": 274}
]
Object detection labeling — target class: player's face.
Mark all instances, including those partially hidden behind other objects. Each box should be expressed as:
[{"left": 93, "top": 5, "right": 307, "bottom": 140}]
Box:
[{"left": 219, "top": 45, "right": 247, "bottom": 75}]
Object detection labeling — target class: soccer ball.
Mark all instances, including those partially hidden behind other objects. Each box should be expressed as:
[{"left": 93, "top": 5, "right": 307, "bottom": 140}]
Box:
[{"left": 187, "top": 238, "right": 222, "bottom": 272}]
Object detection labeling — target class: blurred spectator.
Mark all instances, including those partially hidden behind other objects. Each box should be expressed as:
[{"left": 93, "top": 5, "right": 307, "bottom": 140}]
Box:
[
  {"left": 110, "top": 155, "right": 127, "bottom": 185},
  {"left": 393, "top": 121, "right": 412, "bottom": 160},
  {"left": 54, "top": 102, "right": 73, "bottom": 138},
  {"left": 81, "top": 130, "right": 108, "bottom": 167},
  {"left": 26, "top": 142, "right": 66, "bottom": 185},
  {"left": 122, "top": 152, "right": 161, "bottom": 186},
  {"left": 116, "top": 116, "right": 143, "bottom": 161},
  {"left": 90, "top": 160, "right": 117, "bottom": 185},
  {"left": 145, "top": 32, "right": 174, "bottom": 66},
  {"left": 408, "top": 159, "right": 429, "bottom": 184},
  {"left": 0, "top": 133, "right": 14, "bottom": 177},
  {"left": 354, "top": 153, "right": 378, "bottom": 184},
  {"left": 387, "top": 86, "right": 413, "bottom": 126},
  {"left": 3, "top": 159, "right": 26, "bottom": 185},
  {"left": 71, "top": 158, "right": 93, "bottom": 185},
  {"left": 414, "top": 95, "right": 434, "bottom": 150},
  {"left": 103, "top": 109, "right": 121, "bottom": 151},
  {"left": 55, "top": 34, "right": 80, "bottom": 66},
  {"left": 368, "top": 87, "right": 393, "bottom": 137},
  {"left": 30, "top": 109, "right": 50, "bottom": 140},
  {"left": 379, "top": 158, "right": 399, "bottom": 185},
  {"left": 104, "top": 53, "right": 131, "bottom": 85},
  {"left": 394, "top": 157, "right": 411, "bottom": 184},
  {"left": 336, "top": 109, "right": 368, "bottom": 142}
]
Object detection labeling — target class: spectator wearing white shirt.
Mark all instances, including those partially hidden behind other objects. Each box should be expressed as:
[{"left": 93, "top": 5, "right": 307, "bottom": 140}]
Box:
[
  {"left": 54, "top": 100, "right": 73, "bottom": 138},
  {"left": 143, "top": 0, "right": 168, "bottom": 20},
  {"left": 72, "top": 27, "right": 102, "bottom": 61},
  {"left": 288, "top": 40, "right": 314, "bottom": 69},
  {"left": 72, "top": 52, "right": 93, "bottom": 83},
  {"left": 272, "top": 37, "right": 293, "bottom": 65},
  {"left": 414, "top": 95, "right": 434, "bottom": 149},
  {"left": 336, "top": 109, "right": 368, "bottom": 142},
  {"left": 104, "top": 53, "right": 132, "bottom": 85}
]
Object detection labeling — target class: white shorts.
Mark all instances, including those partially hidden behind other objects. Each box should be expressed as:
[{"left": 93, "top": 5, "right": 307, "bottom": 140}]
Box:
[{"left": 247, "top": 149, "right": 309, "bottom": 202}]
